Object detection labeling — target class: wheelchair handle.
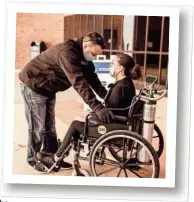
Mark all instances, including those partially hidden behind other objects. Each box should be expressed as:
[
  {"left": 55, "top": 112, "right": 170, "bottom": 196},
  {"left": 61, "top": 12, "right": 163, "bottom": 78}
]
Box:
[
  {"left": 114, "top": 115, "right": 128, "bottom": 122},
  {"left": 141, "top": 89, "right": 167, "bottom": 101},
  {"left": 144, "top": 75, "right": 157, "bottom": 88}
]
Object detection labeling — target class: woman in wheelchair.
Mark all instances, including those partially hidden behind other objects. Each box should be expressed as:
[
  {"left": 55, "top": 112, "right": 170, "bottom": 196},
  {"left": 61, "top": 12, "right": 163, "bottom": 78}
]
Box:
[{"left": 39, "top": 53, "right": 141, "bottom": 172}]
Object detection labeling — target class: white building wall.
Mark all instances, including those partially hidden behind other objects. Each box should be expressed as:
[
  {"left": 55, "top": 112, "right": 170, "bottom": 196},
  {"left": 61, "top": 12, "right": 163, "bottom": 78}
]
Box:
[{"left": 123, "top": 15, "right": 135, "bottom": 57}]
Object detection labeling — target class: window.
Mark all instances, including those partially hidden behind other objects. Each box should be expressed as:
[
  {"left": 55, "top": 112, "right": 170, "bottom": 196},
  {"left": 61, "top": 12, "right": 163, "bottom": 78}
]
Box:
[{"left": 64, "top": 15, "right": 169, "bottom": 88}]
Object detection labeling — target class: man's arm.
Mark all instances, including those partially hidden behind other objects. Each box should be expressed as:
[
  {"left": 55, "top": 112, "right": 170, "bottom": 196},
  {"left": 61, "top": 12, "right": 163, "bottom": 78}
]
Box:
[
  {"left": 56, "top": 49, "right": 102, "bottom": 111},
  {"left": 84, "top": 61, "right": 108, "bottom": 99}
]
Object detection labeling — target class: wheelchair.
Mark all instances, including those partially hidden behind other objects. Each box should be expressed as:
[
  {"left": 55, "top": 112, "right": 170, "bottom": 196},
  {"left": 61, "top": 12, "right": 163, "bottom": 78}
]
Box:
[{"left": 46, "top": 75, "right": 166, "bottom": 178}]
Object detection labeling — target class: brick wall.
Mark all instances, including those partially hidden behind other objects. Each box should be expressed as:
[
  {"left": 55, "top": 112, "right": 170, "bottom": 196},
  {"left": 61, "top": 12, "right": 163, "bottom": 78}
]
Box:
[
  {"left": 16, "top": 13, "right": 70, "bottom": 69},
  {"left": 16, "top": 13, "right": 123, "bottom": 68}
]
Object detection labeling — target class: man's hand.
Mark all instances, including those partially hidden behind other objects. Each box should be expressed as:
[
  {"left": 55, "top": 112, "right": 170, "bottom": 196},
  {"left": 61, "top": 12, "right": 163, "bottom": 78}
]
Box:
[{"left": 95, "top": 106, "right": 115, "bottom": 123}]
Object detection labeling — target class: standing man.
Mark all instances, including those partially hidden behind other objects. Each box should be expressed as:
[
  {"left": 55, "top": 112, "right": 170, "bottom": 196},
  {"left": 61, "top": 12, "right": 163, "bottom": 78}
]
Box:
[{"left": 19, "top": 32, "right": 114, "bottom": 173}]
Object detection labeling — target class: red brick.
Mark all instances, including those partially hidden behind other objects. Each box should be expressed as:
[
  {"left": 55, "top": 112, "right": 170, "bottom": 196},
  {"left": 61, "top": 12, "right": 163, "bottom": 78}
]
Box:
[
  {"left": 16, "top": 13, "right": 123, "bottom": 69},
  {"left": 16, "top": 13, "right": 71, "bottom": 68}
]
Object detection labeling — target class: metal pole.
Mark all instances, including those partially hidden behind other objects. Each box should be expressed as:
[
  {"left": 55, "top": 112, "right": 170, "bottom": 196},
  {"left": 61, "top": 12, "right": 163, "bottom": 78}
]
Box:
[
  {"left": 68, "top": 16, "right": 70, "bottom": 38},
  {"left": 110, "top": 15, "right": 113, "bottom": 56},
  {"left": 133, "top": 16, "right": 138, "bottom": 59},
  {"left": 74, "top": 15, "right": 76, "bottom": 38},
  {"left": 94, "top": 15, "right": 96, "bottom": 30},
  {"left": 86, "top": 15, "right": 88, "bottom": 34},
  {"left": 80, "top": 15, "right": 82, "bottom": 37},
  {"left": 158, "top": 16, "right": 165, "bottom": 85},
  {"left": 120, "top": 16, "right": 123, "bottom": 50},
  {"left": 143, "top": 16, "right": 149, "bottom": 80},
  {"left": 101, "top": 15, "right": 104, "bottom": 37}
]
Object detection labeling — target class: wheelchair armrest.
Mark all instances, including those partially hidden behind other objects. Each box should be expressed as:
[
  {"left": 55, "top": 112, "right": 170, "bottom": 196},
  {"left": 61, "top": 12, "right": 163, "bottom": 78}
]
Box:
[
  {"left": 114, "top": 115, "right": 128, "bottom": 122},
  {"left": 86, "top": 111, "right": 128, "bottom": 122}
]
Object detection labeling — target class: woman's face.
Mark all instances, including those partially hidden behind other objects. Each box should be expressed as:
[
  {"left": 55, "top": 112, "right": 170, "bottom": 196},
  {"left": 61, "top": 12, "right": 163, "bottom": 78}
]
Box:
[{"left": 109, "top": 56, "right": 123, "bottom": 77}]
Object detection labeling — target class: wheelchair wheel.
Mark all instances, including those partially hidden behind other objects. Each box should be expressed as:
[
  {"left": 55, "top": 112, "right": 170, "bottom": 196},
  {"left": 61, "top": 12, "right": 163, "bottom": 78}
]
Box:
[
  {"left": 95, "top": 147, "right": 106, "bottom": 165},
  {"left": 153, "top": 124, "right": 164, "bottom": 159},
  {"left": 71, "top": 169, "right": 91, "bottom": 177},
  {"left": 137, "top": 122, "right": 164, "bottom": 158},
  {"left": 89, "top": 130, "right": 160, "bottom": 178},
  {"left": 108, "top": 124, "right": 164, "bottom": 165},
  {"left": 138, "top": 124, "right": 164, "bottom": 165}
]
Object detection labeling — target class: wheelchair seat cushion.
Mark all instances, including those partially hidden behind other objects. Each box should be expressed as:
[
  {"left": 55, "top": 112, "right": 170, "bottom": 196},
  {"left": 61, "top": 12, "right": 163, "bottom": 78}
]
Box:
[{"left": 86, "top": 112, "right": 128, "bottom": 139}]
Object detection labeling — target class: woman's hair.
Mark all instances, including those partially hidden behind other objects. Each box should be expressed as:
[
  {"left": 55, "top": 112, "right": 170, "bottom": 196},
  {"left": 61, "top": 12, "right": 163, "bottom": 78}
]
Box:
[
  {"left": 116, "top": 52, "right": 141, "bottom": 80},
  {"left": 131, "top": 64, "right": 142, "bottom": 80}
]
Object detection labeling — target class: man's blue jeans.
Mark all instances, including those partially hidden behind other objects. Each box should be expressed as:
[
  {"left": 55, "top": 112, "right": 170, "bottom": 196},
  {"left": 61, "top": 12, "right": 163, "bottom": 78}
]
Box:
[{"left": 20, "top": 83, "right": 58, "bottom": 166}]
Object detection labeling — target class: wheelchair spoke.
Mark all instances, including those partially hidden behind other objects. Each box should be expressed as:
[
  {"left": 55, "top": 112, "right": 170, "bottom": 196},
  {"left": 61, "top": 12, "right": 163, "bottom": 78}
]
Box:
[
  {"left": 130, "top": 141, "right": 135, "bottom": 158},
  {"left": 127, "top": 168, "right": 143, "bottom": 178},
  {"left": 115, "top": 148, "right": 122, "bottom": 154},
  {"left": 117, "top": 168, "right": 122, "bottom": 177},
  {"left": 108, "top": 144, "right": 122, "bottom": 162},
  {"left": 103, "top": 158, "right": 120, "bottom": 166},
  {"left": 125, "top": 162, "right": 152, "bottom": 167},
  {"left": 124, "top": 145, "right": 143, "bottom": 165},
  {"left": 124, "top": 169, "right": 128, "bottom": 178},
  {"left": 122, "top": 138, "right": 127, "bottom": 162},
  {"left": 131, "top": 145, "right": 143, "bottom": 158},
  {"left": 100, "top": 147, "right": 105, "bottom": 158},
  {"left": 97, "top": 165, "right": 119, "bottom": 176}
]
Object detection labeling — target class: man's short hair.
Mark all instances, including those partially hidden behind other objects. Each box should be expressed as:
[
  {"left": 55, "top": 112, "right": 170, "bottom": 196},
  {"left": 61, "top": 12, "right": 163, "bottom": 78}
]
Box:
[{"left": 83, "top": 32, "right": 106, "bottom": 49}]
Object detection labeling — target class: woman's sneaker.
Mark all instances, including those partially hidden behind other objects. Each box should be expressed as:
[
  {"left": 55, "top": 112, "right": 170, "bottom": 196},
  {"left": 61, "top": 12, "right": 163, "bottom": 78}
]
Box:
[
  {"left": 59, "top": 161, "right": 72, "bottom": 170},
  {"left": 41, "top": 156, "right": 72, "bottom": 171},
  {"left": 41, "top": 156, "right": 60, "bottom": 172}
]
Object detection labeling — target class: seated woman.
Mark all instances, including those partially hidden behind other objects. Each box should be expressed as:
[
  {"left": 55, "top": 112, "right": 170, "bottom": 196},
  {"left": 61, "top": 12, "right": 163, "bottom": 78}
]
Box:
[{"left": 39, "top": 53, "right": 141, "bottom": 172}]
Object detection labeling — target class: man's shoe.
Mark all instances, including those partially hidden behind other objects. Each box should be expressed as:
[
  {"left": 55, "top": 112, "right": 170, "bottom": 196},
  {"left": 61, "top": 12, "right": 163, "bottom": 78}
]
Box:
[
  {"left": 28, "top": 161, "right": 48, "bottom": 174},
  {"left": 28, "top": 163, "right": 35, "bottom": 170}
]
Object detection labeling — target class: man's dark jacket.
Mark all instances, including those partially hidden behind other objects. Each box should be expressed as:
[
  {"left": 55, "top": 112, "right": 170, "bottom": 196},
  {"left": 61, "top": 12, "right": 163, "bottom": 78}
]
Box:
[{"left": 19, "top": 38, "right": 107, "bottom": 111}]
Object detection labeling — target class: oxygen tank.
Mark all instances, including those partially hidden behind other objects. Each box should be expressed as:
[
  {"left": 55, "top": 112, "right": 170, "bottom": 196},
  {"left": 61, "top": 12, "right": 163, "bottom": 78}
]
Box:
[{"left": 138, "top": 100, "right": 156, "bottom": 163}]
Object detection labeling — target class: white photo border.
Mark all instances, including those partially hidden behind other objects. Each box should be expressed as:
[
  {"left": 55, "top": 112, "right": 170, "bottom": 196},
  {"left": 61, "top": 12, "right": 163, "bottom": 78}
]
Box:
[
  {"left": 188, "top": 6, "right": 194, "bottom": 202},
  {"left": 2, "top": 1, "right": 179, "bottom": 189}
]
